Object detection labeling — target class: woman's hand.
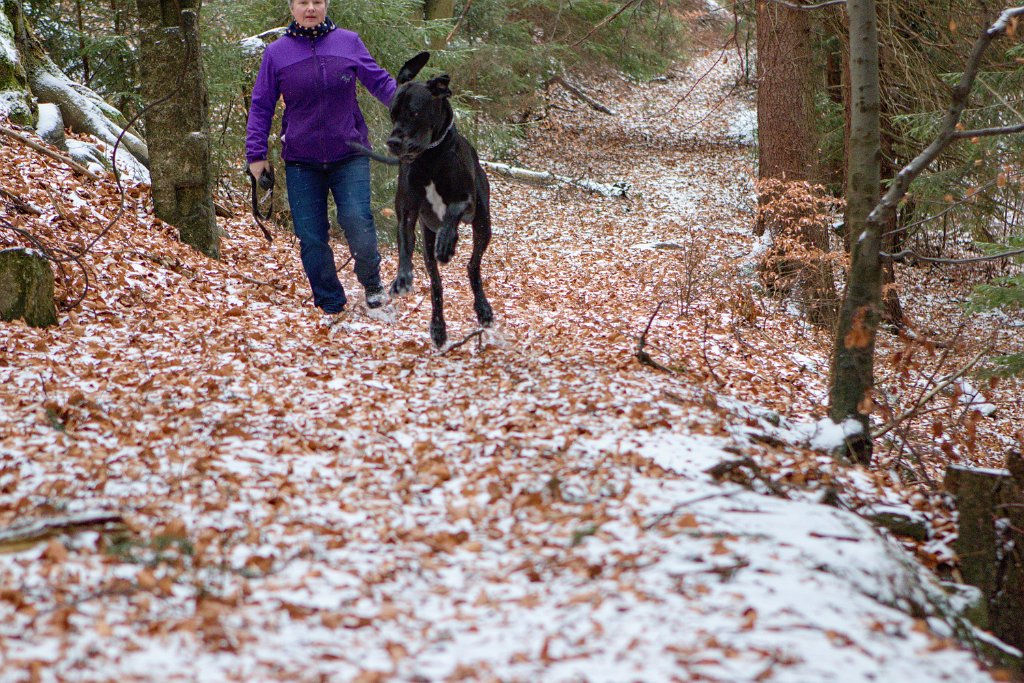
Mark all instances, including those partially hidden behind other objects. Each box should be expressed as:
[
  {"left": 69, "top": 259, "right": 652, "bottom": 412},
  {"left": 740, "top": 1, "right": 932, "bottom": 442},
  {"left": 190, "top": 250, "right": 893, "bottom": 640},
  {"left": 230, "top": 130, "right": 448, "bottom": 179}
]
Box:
[{"left": 249, "top": 160, "right": 269, "bottom": 180}]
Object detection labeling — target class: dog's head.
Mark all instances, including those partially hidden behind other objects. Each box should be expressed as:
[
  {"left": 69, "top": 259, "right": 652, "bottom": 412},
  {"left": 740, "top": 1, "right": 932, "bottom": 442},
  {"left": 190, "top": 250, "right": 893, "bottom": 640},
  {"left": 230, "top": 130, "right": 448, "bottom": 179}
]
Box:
[{"left": 387, "top": 52, "right": 454, "bottom": 163}]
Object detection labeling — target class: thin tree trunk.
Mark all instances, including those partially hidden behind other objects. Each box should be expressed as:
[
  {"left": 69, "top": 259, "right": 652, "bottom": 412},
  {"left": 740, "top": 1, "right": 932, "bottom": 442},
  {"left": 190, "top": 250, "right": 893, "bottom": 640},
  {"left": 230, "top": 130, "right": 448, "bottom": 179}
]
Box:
[
  {"left": 75, "top": 0, "right": 90, "bottom": 84},
  {"left": 829, "top": 0, "right": 882, "bottom": 465}
]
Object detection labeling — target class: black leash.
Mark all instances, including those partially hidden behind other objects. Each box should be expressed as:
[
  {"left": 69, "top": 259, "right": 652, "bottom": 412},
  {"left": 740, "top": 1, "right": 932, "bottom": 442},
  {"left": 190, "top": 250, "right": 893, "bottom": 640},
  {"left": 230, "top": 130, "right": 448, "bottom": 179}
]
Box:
[{"left": 247, "top": 165, "right": 276, "bottom": 244}]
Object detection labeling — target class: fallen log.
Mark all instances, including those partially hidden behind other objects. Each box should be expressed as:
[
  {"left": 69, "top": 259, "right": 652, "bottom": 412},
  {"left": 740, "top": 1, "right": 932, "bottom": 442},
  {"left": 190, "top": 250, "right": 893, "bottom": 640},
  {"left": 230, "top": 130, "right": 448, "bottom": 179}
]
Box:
[
  {"left": 0, "top": 511, "right": 125, "bottom": 552},
  {"left": 479, "top": 160, "right": 630, "bottom": 198},
  {"left": 548, "top": 74, "right": 617, "bottom": 116}
]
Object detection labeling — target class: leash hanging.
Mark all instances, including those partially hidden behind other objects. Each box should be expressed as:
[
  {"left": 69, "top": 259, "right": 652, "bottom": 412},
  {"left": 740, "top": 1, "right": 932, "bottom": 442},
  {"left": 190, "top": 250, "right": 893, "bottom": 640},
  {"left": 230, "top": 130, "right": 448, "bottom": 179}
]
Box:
[{"left": 247, "top": 165, "right": 275, "bottom": 244}]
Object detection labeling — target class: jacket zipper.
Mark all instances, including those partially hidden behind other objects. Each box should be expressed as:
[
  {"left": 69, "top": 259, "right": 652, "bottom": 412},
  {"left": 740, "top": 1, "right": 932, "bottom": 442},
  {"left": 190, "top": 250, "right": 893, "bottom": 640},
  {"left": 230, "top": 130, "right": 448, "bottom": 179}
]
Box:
[{"left": 311, "top": 36, "right": 327, "bottom": 164}]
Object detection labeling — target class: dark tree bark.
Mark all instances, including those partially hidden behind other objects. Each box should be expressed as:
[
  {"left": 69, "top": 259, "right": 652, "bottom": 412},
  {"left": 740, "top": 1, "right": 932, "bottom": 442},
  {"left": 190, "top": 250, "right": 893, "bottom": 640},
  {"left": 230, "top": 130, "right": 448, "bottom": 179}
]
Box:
[
  {"left": 756, "top": 0, "right": 817, "bottom": 186},
  {"left": 755, "top": 0, "right": 839, "bottom": 328},
  {"left": 136, "top": 0, "right": 219, "bottom": 258}
]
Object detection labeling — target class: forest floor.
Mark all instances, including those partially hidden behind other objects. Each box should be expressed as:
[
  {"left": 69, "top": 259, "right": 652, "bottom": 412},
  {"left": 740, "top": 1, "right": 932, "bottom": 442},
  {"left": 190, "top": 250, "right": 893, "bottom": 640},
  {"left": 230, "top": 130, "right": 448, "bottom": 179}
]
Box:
[{"left": 2, "top": 33, "right": 1023, "bottom": 683}]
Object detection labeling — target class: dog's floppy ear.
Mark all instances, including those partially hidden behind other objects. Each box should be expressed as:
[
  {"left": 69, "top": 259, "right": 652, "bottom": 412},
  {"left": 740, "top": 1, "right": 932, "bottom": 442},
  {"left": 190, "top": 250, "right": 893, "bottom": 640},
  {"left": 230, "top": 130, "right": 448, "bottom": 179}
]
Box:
[
  {"left": 397, "top": 51, "right": 430, "bottom": 84},
  {"left": 427, "top": 74, "right": 452, "bottom": 99}
]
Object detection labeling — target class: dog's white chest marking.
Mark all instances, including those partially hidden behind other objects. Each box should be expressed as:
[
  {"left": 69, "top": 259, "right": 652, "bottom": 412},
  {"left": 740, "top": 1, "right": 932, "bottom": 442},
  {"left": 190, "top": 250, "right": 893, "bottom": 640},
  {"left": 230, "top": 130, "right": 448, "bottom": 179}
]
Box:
[{"left": 425, "top": 182, "right": 446, "bottom": 222}]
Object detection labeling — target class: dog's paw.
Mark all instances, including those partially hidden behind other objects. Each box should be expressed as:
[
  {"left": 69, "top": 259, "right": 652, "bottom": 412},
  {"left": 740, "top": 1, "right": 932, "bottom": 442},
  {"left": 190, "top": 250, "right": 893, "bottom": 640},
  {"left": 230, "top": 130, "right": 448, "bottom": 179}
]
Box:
[
  {"left": 435, "top": 229, "right": 458, "bottom": 264},
  {"left": 390, "top": 272, "right": 414, "bottom": 296},
  {"left": 475, "top": 299, "right": 493, "bottom": 327}
]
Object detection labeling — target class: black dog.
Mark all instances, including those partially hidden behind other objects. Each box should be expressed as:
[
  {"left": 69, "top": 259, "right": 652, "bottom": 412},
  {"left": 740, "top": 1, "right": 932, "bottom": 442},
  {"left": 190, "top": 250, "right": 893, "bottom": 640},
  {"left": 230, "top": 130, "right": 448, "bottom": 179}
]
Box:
[{"left": 373, "top": 52, "right": 493, "bottom": 349}]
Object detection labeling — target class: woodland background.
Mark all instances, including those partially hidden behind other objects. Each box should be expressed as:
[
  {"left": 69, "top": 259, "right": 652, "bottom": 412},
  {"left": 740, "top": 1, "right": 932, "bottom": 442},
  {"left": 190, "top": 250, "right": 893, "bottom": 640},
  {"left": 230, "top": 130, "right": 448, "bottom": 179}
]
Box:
[{"left": 1, "top": 0, "right": 1024, "bottom": 680}]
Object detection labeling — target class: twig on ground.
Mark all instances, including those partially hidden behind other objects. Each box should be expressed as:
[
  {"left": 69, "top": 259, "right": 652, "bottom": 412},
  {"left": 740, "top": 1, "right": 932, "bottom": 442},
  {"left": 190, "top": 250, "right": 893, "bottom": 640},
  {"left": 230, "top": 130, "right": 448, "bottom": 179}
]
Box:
[
  {"left": 0, "top": 512, "right": 125, "bottom": 550},
  {"left": 441, "top": 328, "right": 485, "bottom": 356},
  {"left": 635, "top": 301, "right": 674, "bottom": 373},
  {"left": 643, "top": 490, "right": 741, "bottom": 530},
  {"left": 0, "top": 184, "right": 43, "bottom": 215}
]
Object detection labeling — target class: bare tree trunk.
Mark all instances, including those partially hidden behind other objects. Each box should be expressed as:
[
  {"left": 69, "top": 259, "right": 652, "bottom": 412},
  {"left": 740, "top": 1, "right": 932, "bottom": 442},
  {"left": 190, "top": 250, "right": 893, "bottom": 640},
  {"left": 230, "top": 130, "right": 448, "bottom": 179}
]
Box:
[
  {"left": 756, "top": 0, "right": 816, "bottom": 186},
  {"left": 137, "top": 0, "right": 219, "bottom": 258},
  {"left": 755, "top": 0, "right": 839, "bottom": 328},
  {"left": 828, "top": 0, "right": 882, "bottom": 465},
  {"left": 423, "top": 0, "right": 455, "bottom": 48},
  {"left": 424, "top": 0, "right": 455, "bottom": 20},
  {"left": 74, "top": 0, "right": 90, "bottom": 84}
]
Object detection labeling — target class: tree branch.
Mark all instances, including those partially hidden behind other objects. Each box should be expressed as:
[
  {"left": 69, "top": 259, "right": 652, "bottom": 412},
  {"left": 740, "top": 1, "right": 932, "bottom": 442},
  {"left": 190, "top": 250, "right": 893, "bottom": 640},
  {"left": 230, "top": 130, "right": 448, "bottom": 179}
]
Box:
[
  {"left": 765, "top": 0, "right": 847, "bottom": 9},
  {"left": 872, "top": 349, "right": 988, "bottom": 440},
  {"left": 952, "top": 122, "right": 1024, "bottom": 139},
  {"left": 883, "top": 246, "right": 1024, "bottom": 265},
  {"left": 865, "top": 7, "right": 1024, "bottom": 232},
  {"left": 572, "top": 0, "right": 643, "bottom": 48}
]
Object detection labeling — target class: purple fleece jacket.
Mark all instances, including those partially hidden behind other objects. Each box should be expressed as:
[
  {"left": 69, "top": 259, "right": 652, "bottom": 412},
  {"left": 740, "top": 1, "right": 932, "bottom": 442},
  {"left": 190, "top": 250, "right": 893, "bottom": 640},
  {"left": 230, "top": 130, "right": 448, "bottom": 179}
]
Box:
[{"left": 246, "top": 27, "right": 397, "bottom": 165}]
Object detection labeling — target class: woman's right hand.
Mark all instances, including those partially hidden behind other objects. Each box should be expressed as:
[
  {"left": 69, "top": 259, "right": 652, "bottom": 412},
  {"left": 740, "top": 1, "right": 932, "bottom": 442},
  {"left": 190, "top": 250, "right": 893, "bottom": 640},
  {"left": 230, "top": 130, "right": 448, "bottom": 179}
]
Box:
[{"left": 249, "top": 160, "right": 269, "bottom": 179}]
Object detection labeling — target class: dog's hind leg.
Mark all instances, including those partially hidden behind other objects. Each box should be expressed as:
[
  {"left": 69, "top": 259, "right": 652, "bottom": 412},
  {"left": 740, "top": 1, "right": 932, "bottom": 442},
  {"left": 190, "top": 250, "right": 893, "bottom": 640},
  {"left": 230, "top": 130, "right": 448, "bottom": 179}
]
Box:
[
  {"left": 421, "top": 226, "right": 447, "bottom": 348},
  {"left": 468, "top": 207, "right": 493, "bottom": 328}
]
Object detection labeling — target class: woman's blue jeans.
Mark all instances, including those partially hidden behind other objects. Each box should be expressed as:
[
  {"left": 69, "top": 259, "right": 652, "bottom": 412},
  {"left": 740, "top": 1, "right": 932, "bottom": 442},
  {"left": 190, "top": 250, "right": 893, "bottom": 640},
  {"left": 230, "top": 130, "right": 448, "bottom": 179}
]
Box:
[{"left": 285, "top": 156, "right": 382, "bottom": 314}]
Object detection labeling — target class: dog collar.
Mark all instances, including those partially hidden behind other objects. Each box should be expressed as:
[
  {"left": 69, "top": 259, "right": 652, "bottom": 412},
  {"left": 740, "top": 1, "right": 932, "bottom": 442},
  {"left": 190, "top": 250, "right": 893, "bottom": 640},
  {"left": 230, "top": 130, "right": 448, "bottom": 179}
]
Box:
[{"left": 425, "top": 118, "right": 455, "bottom": 151}]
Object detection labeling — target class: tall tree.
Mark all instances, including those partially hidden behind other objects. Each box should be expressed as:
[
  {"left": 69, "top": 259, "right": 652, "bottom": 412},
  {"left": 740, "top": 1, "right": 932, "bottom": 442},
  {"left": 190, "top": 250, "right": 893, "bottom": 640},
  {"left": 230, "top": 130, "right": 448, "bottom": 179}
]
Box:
[
  {"left": 828, "top": 0, "right": 881, "bottom": 465},
  {"left": 137, "top": 0, "right": 219, "bottom": 258},
  {"left": 755, "top": 0, "right": 839, "bottom": 327},
  {"left": 827, "top": 4, "right": 1024, "bottom": 464}
]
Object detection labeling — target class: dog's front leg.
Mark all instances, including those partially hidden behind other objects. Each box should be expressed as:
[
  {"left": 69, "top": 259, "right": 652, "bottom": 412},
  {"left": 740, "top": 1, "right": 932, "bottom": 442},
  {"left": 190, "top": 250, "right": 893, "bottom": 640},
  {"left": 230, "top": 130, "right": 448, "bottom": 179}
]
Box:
[
  {"left": 421, "top": 225, "right": 447, "bottom": 348},
  {"left": 391, "top": 202, "right": 419, "bottom": 296},
  {"left": 434, "top": 200, "right": 469, "bottom": 265}
]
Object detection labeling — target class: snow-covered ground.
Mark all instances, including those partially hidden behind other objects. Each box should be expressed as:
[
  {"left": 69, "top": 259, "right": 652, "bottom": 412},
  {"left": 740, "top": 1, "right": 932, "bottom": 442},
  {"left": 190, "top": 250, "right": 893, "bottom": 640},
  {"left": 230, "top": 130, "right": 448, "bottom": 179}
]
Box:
[{"left": 0, "top": 40, "right": 1016, "bottom": 683}]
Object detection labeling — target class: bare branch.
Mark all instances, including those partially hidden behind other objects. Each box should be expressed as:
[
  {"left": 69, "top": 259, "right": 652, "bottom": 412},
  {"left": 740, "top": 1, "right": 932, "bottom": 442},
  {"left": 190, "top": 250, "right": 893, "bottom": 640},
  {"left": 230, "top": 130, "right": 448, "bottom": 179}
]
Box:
[
  {"left": 872, "top": 349, "right": 988, "bottom": 440},
  {"left": 883, "top": 246, "right": 1024, "bottom": 265},
  {"left": 952, "top": 122, "right": 1024, "bottom": 139},
  {"left": 444, "top": 0, "right": 475, "bottom": 45},
  {"left": 865, "top": 7, "right": 1024, "bottom": 231},
  {"left": 572, "top": 0, "right": 643, "bottom": 48},
  {"left": 765, "top": 0, "right": 846, "bottom": 9}
]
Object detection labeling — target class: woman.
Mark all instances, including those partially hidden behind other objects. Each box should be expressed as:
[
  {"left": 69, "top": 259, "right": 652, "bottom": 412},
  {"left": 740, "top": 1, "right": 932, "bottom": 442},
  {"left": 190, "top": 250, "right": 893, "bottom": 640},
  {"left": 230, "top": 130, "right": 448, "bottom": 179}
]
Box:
[{"left": 246, "top": 0, "right": 396, "bottom": 315}]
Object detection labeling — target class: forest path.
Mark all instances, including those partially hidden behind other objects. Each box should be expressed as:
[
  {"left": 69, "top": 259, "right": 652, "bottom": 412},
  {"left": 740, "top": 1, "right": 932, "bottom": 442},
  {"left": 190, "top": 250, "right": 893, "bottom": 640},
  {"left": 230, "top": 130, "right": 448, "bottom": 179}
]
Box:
[{"left": 0, "top": 53, "right": 1000, "bottom": 682}]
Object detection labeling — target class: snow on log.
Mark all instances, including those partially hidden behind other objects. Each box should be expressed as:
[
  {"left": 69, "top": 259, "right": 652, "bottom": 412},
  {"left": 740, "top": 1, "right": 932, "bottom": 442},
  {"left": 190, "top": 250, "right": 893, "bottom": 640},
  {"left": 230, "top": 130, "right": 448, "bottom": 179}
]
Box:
[
  {"left": 240, "top": 27, "right": 287, "bottom": 55},
  {"left": 2, "top": 0, "right": 149, "bottom": 182},
  {"left": 480, "top": 160, "right": 630, "bottom": 198},
  {"left": 30, "top": 68, "right": 150, "bottom": 183}
]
